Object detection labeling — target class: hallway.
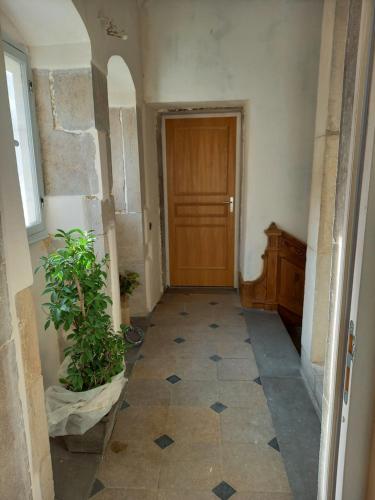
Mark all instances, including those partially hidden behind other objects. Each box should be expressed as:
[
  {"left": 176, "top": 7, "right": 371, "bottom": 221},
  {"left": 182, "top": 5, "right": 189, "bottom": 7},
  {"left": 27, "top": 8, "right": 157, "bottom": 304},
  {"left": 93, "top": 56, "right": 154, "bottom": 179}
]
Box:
[{"left": 92, "top": 291, "right": 291, "bottom": 499}]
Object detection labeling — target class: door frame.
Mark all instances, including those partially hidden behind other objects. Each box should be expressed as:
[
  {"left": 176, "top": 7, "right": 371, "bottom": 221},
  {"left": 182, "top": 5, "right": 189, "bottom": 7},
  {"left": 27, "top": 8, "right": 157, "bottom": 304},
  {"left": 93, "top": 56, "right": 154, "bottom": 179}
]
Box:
[
  {"left": 160, "top": 110, "right": 243, "bottom": 288},
  {"left": 333, "top": 4, "right": 375, "bottom": 497},
  {"left": 320, "top": 1, "right": 375, "bottom": 497}
]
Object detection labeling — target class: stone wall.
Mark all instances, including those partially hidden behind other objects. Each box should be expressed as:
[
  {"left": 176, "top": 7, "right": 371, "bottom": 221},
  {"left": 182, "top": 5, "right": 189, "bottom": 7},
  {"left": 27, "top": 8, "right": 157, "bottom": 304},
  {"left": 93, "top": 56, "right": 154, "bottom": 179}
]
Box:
[
  {"left": 109, "top": 107, "right": 147, "bottom": 315},
  {"left": 301, "top": 0, "right": 349, "bottom": 418},
  {"left": 31, "top": 64, "right": 121, "bottom": 384},
  {"left": 0, "top": 216, "right": 33, "bottom": 499},
  {"left": 34, "top": 68, "right": 98, "bottom": 196},
  {"left": 0, "top": 35, "right": 54, "bottom": 498}
]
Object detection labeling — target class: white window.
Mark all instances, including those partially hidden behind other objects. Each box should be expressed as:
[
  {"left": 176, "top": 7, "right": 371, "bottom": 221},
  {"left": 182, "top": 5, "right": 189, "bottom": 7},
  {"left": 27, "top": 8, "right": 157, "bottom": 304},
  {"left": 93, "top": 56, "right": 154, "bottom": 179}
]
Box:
[{"left": 3, "top": 41, "right": 46, "bottom": 242}]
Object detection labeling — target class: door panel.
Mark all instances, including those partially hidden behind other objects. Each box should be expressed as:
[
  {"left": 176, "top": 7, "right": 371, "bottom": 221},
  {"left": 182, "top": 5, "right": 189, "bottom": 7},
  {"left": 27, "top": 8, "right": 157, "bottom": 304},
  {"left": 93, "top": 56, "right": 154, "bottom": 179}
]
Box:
[{"left": 166, "top": 116, "right": 236, "bottom": 286}]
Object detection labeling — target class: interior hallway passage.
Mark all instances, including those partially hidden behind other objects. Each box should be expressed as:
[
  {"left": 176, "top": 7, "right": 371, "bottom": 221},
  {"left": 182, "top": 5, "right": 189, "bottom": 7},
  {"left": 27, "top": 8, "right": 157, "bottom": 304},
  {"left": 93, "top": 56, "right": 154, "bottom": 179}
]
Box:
[{"left": 92, "top": 290, "right": 292, "bottom": 499}]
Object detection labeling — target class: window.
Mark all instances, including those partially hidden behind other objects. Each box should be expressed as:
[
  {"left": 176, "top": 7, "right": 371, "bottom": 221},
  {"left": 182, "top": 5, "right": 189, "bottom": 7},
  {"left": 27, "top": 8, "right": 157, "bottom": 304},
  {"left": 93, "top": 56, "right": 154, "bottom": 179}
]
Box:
[{"left": 3, "top": 41, "right": 45, "bottom": 242}]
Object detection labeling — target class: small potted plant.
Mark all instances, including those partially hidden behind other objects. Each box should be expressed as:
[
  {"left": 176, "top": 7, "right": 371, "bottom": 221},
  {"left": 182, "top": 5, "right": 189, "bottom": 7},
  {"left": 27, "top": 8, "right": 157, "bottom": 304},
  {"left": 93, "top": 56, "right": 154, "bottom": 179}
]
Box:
[
  {"left": 37, "top": 229, "right": 126, "bottom": 453},
  {"left": 119, "top": 270, "right": 140, "bottom": 325},
  {"left": 119, "top": 271, "right": 144, "bottom": 346}
]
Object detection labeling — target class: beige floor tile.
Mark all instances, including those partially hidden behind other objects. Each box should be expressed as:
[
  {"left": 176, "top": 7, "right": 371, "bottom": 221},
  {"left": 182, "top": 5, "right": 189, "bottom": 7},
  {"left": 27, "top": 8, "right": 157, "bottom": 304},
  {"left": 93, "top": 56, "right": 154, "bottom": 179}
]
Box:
[
  {"left": 170, "top": 380, "right": 218, "bottom": 406},
  {"left": 232, "top": 493, "right": 293, "bottom": 500},
  {"left": 111, "top": 406, "right": 168, "bottom": 442},
  {"left": 139, "top": 337, "right": 176, "bottom": 357},
  {"left": 157, "top": 490, "right": 215, "bottom": 499},
  {"left": 140, "top": 336, "right": 216, "bottom": 359},
  {"left": 149, "top": 315, "right": 192, "bottom": 328},
  {"left": 161, "top": 442, "right": 221, "bottom": 463},
  {"left": 126, "top": 379, "right": 171, "bottom": 407},
  {"left": 217, "top": 358, "right": 259, "bottom": 381},
  {"left": 215, "top": 340, "right": 253, "bottom": 358},
  {"left": 211, "top": 328, "right": 250, "bottom": 342},
  {"left": 145, "top": 325, "right": 196, "bottom": 341},
  {"left": 215, "top": 314, "right": 247, "bottom": 328},
  {"left": 97, "top": 291, "right": 291, "bottom": 500},
  {"left": 174, "top": 357, "right": 218, "bottom": 381},
  {"left": 159, "top": 458, "right": 222, "bottom": 491},
  {"left": 97, "top": 441, "right": 162, "bottom": 489},
  {"left": 221, "top": 407, "right": 275, "bottom": 445},
  {"left": 172, "top": 339, "right": 217, "bottom": 358},
  {"left": 222, "top": 443, "right": 291, "bottom": 493},
  {"left": 93, "top": 488, "right": 157, "bottom": 499},
  {"left": 131, "top": 357, "right": 177, "bottom": 380},
  {"left": 166, "top": 406, "right": 220, "bottom": 445},
  {"left": 218, "top": 381, "right": 268, "bottom": 408}
]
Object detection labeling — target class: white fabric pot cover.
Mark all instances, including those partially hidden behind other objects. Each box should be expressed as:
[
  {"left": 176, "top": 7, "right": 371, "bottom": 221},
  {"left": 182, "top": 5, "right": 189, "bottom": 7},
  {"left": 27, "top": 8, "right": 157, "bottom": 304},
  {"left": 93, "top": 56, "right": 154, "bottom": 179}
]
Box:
[{"left": 45, "top": 358, "right": 127, "bottom": 437}]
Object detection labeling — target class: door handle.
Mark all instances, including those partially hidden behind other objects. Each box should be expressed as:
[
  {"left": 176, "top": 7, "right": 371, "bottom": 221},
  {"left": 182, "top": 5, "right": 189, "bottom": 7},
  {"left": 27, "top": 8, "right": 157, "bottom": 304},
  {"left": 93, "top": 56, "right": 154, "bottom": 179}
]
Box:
[{"left": 223, "top": 196, "right": 234, "bottom": 213}]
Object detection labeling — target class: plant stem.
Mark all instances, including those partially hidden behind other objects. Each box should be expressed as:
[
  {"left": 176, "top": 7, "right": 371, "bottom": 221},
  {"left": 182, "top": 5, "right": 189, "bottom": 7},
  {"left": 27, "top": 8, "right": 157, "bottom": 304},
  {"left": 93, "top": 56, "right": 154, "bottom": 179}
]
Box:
[{"left": 74, "top": 275, "right": 86, "bottom": 319}]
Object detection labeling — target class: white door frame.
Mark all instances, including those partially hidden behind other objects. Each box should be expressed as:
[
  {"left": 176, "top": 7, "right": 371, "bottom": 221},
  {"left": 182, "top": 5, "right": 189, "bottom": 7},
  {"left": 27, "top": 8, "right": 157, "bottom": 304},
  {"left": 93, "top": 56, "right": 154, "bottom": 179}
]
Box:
[
  {"left": 160, "top": 110, "right": 243, "bottom": 288},
  {"left": 334, "top": 12, "right": 375, "bottom": 498}
]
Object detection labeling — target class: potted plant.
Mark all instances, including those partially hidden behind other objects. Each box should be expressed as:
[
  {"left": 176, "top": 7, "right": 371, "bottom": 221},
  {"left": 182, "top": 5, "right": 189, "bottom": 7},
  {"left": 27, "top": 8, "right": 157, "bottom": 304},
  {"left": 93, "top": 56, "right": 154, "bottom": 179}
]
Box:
[
  {"left": 37, "top": 229, "right": 126, "bottom": 453},
  {"left": 119, "top": 270, "right": 140, "bottom": 325},
  {"left": 119, "top": 270, "right": 144, "bottom": 346}
]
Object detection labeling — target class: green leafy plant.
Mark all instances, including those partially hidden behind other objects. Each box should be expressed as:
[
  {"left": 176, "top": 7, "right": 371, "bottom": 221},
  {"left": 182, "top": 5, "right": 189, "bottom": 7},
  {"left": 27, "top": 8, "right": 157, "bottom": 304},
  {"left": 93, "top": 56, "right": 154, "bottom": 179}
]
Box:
[
  {"left": 119, "top": 270, "right": 140, "bottom": 297},
  {"left": 36, "top": 229, "right": 125, "bottom": 392}
]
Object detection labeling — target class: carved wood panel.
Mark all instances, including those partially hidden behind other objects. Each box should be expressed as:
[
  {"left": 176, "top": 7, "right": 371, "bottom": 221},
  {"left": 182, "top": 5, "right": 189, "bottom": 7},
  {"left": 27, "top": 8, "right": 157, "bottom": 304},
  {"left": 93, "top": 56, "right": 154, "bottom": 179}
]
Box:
[{"left": 239, "top": 223, "right": 307, "bottom": 323}]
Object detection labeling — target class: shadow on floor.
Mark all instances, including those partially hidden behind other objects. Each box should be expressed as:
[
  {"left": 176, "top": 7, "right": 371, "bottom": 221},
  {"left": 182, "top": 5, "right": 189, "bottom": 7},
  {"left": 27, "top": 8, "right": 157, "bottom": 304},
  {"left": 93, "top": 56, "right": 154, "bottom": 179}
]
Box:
[
  {"left": 51, "top": 316, "right": 150, "bottom": 500},
  {"left": 244, "top": 309, "right": 321, "bottom": 500}
]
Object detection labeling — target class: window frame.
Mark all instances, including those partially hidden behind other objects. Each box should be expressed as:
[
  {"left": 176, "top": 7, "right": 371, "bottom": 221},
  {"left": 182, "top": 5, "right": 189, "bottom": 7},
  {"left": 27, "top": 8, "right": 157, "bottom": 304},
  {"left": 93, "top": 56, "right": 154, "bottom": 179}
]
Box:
[{"left": 3, "top": 40, "right": 47, "bottom": 244}]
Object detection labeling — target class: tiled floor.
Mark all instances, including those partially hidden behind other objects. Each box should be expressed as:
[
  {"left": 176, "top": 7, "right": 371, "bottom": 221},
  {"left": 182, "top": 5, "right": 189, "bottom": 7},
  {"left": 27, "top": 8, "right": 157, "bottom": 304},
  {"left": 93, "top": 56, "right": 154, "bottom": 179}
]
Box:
[{"left": 92, "top": 291, "right": 292, "bottom": 499}]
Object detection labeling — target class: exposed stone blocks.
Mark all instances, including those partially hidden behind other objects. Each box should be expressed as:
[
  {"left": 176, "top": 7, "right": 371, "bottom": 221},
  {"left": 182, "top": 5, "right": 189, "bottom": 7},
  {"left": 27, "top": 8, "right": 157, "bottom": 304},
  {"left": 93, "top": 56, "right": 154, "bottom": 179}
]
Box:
[
  {"left": 109, "top": 104, "right": 146, "bottom": 315},
  {"left": 16, "top": 288, "right": 54, "bottom": 500},
  {"left": 0, "top": 341, "right": 32, "bottom": 499},
  {"left": 33, "top": 69, "right": 99, "bottom": 196},
  {"left": 50, "top": 69, "right": 95, "bottom": 131}
]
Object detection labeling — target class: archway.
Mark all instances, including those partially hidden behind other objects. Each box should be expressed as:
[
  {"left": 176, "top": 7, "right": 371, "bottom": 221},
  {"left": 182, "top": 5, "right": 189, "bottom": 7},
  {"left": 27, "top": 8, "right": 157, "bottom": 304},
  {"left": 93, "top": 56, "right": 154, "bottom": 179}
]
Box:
[{"left": 107, "top": 55, "right": 147, "bottom": 318}]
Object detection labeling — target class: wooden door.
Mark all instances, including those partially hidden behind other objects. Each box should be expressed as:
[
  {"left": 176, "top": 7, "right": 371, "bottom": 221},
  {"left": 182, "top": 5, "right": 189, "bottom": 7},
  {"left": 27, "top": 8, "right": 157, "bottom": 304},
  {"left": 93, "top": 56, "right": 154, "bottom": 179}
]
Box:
[{"left": 165, "top": 116, "right": 236, "bottom": 286}]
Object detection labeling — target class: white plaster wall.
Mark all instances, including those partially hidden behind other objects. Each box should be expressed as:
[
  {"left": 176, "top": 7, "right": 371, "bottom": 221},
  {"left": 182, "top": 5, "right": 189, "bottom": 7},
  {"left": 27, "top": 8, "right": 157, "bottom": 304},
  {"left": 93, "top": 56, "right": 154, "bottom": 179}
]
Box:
[
  {"left": 142, "top": 104, "right": 163, "bottom": 308},
  {"left": 73, "top": 0, "right": 163, "bottom": 310},
  {"left": 73, "top": 0, "right": 144, "bottom": 101},
  {"left": 108, "top": 55, "right": 136, "bottom": 108},
  {"left": 140, "top": 0, "right": 323, "bottom": 280}
]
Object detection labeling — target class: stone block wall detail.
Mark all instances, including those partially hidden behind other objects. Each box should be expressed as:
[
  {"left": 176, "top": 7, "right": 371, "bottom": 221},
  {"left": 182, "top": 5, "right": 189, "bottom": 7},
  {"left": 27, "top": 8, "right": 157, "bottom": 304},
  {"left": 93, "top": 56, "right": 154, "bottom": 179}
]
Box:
[
  {"left": 301, "top": 0, "right": 349, "bottom": 416},
  {"left": 109, "top": 107, "right": 147, "bottom": 315}
]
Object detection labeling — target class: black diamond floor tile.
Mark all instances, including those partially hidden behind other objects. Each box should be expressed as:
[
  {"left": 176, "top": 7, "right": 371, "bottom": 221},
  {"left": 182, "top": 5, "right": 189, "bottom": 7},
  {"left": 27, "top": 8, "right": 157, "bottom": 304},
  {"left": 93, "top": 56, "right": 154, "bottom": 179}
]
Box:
[
  {"left": 179, "top": 311, "right": 189, "bottom": 316},
  {"left": 254, "top": 376, "right": 262, "bottom": 386},
  {"left": 174, "top": 337, "right": 186, "bottom": 344},
  {"left": 154, "top": 434, "right": 174, "bottom": 449},
  {"left": 244, "top": 337, "right": 251, "bottom": 344},
  {"left": 90, "top": 478, "right": 105, "bottom": 498},
  {"left": 210, "top": 354, "right": 222, "bottom": 362},
  {"left": 209, "top": 323, "right": 220, "bottom": 329},
  {"left": 210, "top": 401, "right": 228, "bottom": 414},
  {"left": 166, "top": 374, "right": 182, "bottom": 384},
  {"left": 212, "top": 481, "right": 236, "bottom": 499},
  {"left": 209, "top": 301, "right": 218, "bottom": 305},
  {"left": 268, "top": 436, "right": 280, "bottom": 452},
  {"left": 120, "top": 400, "right": 130, "bottom": 410}
]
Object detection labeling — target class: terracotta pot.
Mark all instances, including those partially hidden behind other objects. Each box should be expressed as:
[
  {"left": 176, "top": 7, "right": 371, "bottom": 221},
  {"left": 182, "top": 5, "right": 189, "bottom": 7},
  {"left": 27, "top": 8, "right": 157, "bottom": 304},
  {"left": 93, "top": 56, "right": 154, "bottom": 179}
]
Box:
[{"left": 121, "top": 294, "right": 130, "bottom": 325}]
